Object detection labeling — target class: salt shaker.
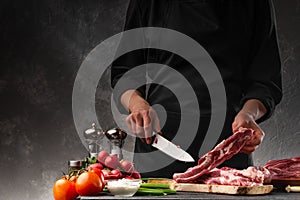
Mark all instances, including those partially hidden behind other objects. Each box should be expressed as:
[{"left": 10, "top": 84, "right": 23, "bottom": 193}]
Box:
[
  {"left": 83, "top": 123, "right": 104, "bottom": 158},
  {"left": 104, "top": 128, "right": 127, "bottom": 160}
]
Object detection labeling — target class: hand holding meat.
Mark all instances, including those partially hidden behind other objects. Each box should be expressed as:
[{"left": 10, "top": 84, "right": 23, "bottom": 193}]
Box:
[
  {"left": 232, "top": 111, "right": 264, "bottom": 154},
  {"left": 232, "top": 99, "right": 267, "bottom": 154}
]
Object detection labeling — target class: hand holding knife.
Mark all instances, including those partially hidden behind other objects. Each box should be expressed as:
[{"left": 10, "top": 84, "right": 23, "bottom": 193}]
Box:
[{"left": 122, "top": 90, "right": 194, "bottom": 162}]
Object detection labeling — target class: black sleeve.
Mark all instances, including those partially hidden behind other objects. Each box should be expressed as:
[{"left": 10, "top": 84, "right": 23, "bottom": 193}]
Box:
[
  {"left": 111, "top": 0, "right": 147, "bottom": 114},
  {"left": 241, "top": 0, "right": 282, "bottom": 122}
]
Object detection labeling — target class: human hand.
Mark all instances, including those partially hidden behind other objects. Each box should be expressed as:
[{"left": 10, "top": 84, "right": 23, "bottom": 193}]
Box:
[
  {"left": 232, "top": 111, "right": 265, "bottom": 154},
  {"left": 125, "top": 94, "right": 162, "bottom": 144}
]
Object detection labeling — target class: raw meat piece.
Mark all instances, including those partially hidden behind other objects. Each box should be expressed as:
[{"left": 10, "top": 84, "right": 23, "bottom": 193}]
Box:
[
  {"left": 264, "top": 156, "right": 300, "bottom": 179},
  {"left": 197, "top": 166, "right": 272, "bottom": 186},
  {"left": 173, "top": 128, "right": 254, "bottom": 183},
  {"left": 254, "top": 166, "right": 273, "bottom": 183}
]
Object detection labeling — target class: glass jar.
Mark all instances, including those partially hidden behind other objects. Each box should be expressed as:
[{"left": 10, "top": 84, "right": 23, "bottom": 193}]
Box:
[{"left": 68, "top": 160, "right": 85, "bottom": 174}]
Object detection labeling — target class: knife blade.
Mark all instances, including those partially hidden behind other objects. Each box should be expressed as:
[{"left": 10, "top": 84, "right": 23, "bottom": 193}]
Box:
[{"left": 151, "top": 133, "right": 195, "bottom": 162}]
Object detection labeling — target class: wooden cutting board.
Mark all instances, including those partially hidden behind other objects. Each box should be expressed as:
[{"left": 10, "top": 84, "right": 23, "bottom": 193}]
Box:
[
  {"left": 146, "top": 179, "right": 273, "bottom": 195},
  {"left": 170, "top": 182, "right": 273, "bottom": 195}
]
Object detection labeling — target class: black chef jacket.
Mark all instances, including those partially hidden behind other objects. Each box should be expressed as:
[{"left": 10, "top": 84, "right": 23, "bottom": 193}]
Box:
[{"left": 111, "top": 0, "right": 282, "bottom": 178}]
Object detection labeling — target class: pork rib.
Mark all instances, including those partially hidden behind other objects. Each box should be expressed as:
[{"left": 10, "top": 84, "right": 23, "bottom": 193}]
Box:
[
  {"left": 197, "top": 166, "right": 272, "bottom": 186},
  {"left": 264, "top": 156, "right": 300, "bottom": 179},
  {"left": 173, "top": 128, "right": 254, "bottom": 183}
]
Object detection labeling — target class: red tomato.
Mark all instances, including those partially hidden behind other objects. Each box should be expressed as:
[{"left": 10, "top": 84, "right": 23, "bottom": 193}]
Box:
[
  {"left": 69, "top": 176, "right": 77, "bottom": 183},
  {"left": 90, "top": 168, "right": 105, "bottom": 184},
  {"left": 75, "top": 171, "right": 104, "bottom": 196},
  {"left": 53, "top": 177, "right": 78, "bottom": 200}
]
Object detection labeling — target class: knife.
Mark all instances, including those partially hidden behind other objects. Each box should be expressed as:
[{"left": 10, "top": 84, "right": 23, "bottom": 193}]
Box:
[{"left": 151, "top": 133, "right": 195, "bottom": 162}]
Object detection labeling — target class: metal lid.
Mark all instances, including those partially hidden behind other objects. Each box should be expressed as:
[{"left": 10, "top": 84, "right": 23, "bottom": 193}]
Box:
[
  {"left": 83, "top": 123, "right": 104, "bottom": 140},
  {"left": 68, "top": 160, "right": 85, "bottom": 167},
  {"left": 104, "top": 128, "right": 127, "bottom": 140}
]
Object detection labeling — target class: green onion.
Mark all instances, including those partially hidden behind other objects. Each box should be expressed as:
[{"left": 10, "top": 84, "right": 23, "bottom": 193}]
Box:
[
  {"left": 136, "top": 188, "right": 176, "bottom": 196},
  {"left": 136, "top": 188, "right": 167, "bottom": 196},
  {"left": 140, "top": 183, "right": 170, "bottom": 189}
]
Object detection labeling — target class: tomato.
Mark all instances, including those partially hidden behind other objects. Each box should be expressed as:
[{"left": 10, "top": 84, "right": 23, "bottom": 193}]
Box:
[
  {"left": 53, "top": 177, "right": 78, "bottom": 200},
  {"left": 75, "top": 171, "right": 104, "bottom": 196},
  {"left": 89, "top": 168, "right": 105, "bottom": 184},
  {"left": 69, "top": 175, "right": 77, "bottom": 183}
]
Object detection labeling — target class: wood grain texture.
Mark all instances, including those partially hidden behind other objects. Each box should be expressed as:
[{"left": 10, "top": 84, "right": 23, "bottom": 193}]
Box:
[
  {"left": 170, "top": 183, "right": 273, "bottom": 195},
  {"left": 146, "top": 178, "right": 175, "bottom": 185},
  {"left": 146, "top": 179, "right": 273, "bottom": 195}
]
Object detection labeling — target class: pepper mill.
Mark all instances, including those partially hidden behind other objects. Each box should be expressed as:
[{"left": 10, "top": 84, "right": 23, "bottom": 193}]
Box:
[
  {"left": 104, "top": 128, "right": 127, "bottom": 160},
  {"left": 83, "top": 123, "right": 104, "bottom": 158}
]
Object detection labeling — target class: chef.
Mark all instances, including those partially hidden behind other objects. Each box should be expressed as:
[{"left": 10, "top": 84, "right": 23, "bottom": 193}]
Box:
[{"left": 111, "top": 0, "right": 282, "bottom": 178}]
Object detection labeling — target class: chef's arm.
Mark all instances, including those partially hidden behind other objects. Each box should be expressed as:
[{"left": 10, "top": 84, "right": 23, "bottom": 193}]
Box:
[
  {"left": 238, "top": 99, "right": 267, "bottom": 123},
  {"left": 241, "top": 0, "right": 282, "bottom": 123},
  {"left": 232, "top": 99, "right": 267, "bottom": 133},
  {"left": 120, "top": 90, "right": 150, "bottom": 113}
]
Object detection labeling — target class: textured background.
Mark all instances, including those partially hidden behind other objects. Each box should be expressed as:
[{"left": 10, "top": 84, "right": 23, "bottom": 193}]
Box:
[{"left": 0, "top": 0, "right": 299, "bottom": 199}]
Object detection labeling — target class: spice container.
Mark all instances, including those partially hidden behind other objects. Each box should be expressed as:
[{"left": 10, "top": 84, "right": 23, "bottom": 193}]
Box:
[
  {"left": 68, "top": 160, "right": 85, "bottom": 174},
  {"left": 104, "top": 128, "right": 127, "bottom": 160},
  {"left": 83, "top": 123, "right": 104, "bottom": 158}
]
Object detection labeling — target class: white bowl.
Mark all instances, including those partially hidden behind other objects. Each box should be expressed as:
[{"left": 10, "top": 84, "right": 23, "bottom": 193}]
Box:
[{"left": 106, "top": 179, "right": 142, "bottom": 197}]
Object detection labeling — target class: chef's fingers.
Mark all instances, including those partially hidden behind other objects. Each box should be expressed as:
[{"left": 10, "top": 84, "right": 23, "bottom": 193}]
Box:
[
  {"left": 232, "top": 114, "right": 247, "bottom": 133},
  {"left": 130, "top": 116, "right": 138, "bottom": 136},
  {"left": 232, "top": 121, "right": 248, "bottom": 133},
  {"left": 155, "top": 129, "right": 162, "bottom": 136},
  {"left": 140, "top": 137, "right": 146, "bottom": 143},
  {"left": 127, "top": 112, "right": 142, "bottom": 137},
  {"left": 126, "top": 115, "right": 135, "bottom": 133},
  {"left": 142, "top": 111, "right": 152, "bottom": 144},
  {"left": 242, "top": 131, "right": 264, "bottom": 154},
  {"left": 245, "top": 129, "right": 264, "bottom": 146},
  {"left": 134, "top": 115, "right": 144, "bottom": 137},
  {"left": 127, "top": 113, "right": 147, "bottom": 143},
  {"left": 153, "top": 114, "right": 162, "bottom": 136},
  {"left": 240, "top": 145, "right": 256, "bottom": 154},
  {"left": 231, "top": 120, "right": 239, "bottom": 133},
  {"left": 133, "top": 111, "right": 147, "bottom": 138},
  {"left": 246, "top": 136, "right": 262, "bottom": 147},
  {"left": 144, "top": 125, "right": 152, "bottom": 144}
]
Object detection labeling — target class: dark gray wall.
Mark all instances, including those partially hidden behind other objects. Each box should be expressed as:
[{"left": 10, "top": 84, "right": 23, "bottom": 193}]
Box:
[
  {"left": 255, "top": 0, "right": 300, "bottom": 165},
  {"left": 0, "top": 1, "right": 299, "bottom": 199}
]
